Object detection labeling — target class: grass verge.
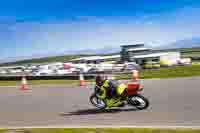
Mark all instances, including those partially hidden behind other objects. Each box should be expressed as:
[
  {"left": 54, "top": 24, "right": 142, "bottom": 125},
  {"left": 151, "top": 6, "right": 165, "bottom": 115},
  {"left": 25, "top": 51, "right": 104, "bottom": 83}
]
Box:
[
  {"left": 0, "top": 79, "right": 94, "bottom": 86},
  {"left": 1, "top": 128, "right": 200, "bottom": 133},
  {"left": 115, "top": 65, "right": 200, "bottom": 80}
]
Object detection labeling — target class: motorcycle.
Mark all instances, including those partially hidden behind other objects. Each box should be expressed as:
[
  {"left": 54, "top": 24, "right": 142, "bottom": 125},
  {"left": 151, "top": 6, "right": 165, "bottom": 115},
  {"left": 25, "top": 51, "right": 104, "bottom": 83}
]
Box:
[{"left": 90, "top": 82, "right": 149, "bottom": 110}]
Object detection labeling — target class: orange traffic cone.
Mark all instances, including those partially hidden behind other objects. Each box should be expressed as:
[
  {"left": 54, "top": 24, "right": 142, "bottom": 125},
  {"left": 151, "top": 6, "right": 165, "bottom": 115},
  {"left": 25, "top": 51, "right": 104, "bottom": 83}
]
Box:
[
  {"left": 79, "top": 73, "right": 86, "bottom": 86},
  {"left": 21, "top": 76, "right": 28, "bottom": 90},
  {"left": 132, "top": 70, "right": 139, "bottom": 81}
]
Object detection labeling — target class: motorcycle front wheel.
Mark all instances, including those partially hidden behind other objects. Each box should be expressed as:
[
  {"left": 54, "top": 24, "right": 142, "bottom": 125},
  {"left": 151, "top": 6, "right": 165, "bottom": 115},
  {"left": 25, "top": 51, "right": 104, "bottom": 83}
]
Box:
[
  {"left": 89, "top": 94, "right": 107, "bottom": 110},
  {"left": 128, "top": 94, "right": 149, "bottom": 110}
]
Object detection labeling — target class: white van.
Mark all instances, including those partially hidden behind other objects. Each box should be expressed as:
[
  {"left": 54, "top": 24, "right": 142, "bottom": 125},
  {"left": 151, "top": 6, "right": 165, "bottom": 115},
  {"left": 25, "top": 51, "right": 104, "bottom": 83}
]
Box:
[{"left": 32, "top": 69, "right": 56, "bottom": 76}]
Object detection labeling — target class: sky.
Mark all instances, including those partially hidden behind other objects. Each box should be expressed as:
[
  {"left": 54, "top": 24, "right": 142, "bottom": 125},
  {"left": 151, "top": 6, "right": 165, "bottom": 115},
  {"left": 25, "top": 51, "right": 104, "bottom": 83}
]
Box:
[{"left": 0, "top": 0, "right": 200, "bottom": 62}]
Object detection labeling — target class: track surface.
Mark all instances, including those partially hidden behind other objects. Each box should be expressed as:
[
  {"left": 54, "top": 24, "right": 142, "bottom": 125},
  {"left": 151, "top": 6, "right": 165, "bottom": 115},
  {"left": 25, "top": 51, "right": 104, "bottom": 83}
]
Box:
[{"left": 0, "top": 77, "right": 200, "bottom": 127}]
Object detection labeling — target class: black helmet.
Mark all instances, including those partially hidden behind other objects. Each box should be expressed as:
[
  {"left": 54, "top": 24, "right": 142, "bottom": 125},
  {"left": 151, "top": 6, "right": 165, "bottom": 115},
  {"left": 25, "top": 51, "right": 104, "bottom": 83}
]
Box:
[{"left": 95, "top": 75, "right": 104, "bottom": 86}]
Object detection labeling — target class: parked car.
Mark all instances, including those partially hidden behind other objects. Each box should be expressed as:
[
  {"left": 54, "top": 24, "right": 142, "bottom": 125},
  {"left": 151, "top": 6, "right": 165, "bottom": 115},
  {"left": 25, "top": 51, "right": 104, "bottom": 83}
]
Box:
[
  {"left": 87, "top": 68, "right": 101, "bottom": 74},
  {"left": 95, "top": 64, "right": 114, "bottom": 72},
  {"left": 0, "top": 69, "right": 7, "bottom": 74},
  {"left": 24, "top": 69, "right": 33, "bottom": 73},
  {"left": 55, "top": 68, "right": 73, "bottom": 75},
  {"left": 121, "top": 63, "right": 140, "bottom": 72},
  {"left": 112, "top": 64, "right": 125, "bottom": 72},
  {"left": 73, "top": 64, "right": 94, "bottom": 73},
  {"left": 32, "top": 69, "right": 56, "bottom": 76},
  {"left": 7, "top": 69, "right": 23, "bottom": 73}
]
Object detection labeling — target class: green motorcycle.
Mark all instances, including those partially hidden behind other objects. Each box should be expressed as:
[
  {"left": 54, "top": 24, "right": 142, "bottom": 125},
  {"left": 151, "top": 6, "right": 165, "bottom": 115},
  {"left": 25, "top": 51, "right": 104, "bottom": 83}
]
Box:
[{"left": 90, "top": 84, "right": 149, "bottom": 110}]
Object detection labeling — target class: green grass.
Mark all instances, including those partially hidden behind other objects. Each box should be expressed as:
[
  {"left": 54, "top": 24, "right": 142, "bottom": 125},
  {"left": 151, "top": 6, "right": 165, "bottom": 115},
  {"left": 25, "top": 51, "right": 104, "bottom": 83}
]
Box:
[
  {"left": 181, "top": 48, "right": 200, "bottom": 53},
  {"left": 180, "top": 48, "right": 200, "bottom": 58},
  {"left": 192, "top": 62, "right": 200, "bottom": 66},
  {"left": 0, "top": 130, "right": 6, "bottom": 133},
  {"left": 0, "top": 79, "right": 94, "bottom": 86},
  {"left": 182, "top": 53, "right": 200, "bottom": 58},
  {"left": 115, "top": 65, "right": 200, "bottom": 80},
  {"left": 1, "top": 128, "right": 200, "bottom": 133}
]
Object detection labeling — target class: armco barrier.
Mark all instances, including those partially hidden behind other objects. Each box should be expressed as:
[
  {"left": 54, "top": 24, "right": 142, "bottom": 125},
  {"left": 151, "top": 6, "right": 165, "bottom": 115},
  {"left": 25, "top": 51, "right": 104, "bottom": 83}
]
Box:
[{"left": 0, "top": 75, "right": 95, "bottom": 81}]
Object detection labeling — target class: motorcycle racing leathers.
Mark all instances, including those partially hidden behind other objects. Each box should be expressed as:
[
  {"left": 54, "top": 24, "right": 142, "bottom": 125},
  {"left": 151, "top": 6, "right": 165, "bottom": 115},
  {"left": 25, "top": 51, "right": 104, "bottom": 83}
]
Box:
[{"left": 98, "top": 79, "right": 127, "bottom": 107}]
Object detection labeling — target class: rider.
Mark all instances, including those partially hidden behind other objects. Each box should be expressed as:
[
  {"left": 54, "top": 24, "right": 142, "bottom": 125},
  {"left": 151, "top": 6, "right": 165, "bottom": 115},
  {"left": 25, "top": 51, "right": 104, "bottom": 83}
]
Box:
[{"left": 95, "top": 74, "right": 127, "bottom": 107}]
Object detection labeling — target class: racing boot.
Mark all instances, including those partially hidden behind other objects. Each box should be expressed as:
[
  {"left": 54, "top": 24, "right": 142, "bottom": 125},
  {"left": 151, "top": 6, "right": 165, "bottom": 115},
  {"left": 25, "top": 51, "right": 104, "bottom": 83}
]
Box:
[
  {"left": 112, "top": 96, "right": 125, "bottom": 107},
  {"left": 117, "top": 101, "right": 125, "bottom": 107}
]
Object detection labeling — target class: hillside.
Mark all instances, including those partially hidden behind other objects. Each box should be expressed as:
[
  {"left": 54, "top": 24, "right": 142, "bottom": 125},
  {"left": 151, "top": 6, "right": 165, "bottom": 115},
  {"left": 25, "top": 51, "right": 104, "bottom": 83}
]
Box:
[
  {"left": 0, "top": 53, "right": 119, "bottom": 66},
  {"left": 171, "top": 37, "right": 200, "bottom": 48},
  {"left": 0, "top": 55, "right": 82, "bottom": 66},
  {"left": 154, "top": 47, "right": 200, "bottom": 58},
  {"left": 1, "top": 47, "right": 200, "bottom": 66}
]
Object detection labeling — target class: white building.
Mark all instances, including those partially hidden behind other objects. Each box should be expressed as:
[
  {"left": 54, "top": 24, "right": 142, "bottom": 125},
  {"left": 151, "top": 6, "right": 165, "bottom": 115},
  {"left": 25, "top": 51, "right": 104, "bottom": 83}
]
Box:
[{"left": 121, "top": 44, "right": 181, "bottom": 66}]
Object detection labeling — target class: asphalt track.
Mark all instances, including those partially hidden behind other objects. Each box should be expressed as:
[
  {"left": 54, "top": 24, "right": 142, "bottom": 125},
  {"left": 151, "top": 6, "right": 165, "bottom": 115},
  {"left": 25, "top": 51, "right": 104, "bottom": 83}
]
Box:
[{"left": 0, "top": 77, "right": 200, "bottom": 128}]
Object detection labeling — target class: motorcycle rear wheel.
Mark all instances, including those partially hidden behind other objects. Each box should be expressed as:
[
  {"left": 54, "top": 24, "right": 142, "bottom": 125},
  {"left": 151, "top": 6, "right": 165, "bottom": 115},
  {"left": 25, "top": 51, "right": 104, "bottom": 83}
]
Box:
[{"left": 128, "top": 94, "right": 149, "bottom": 110}]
